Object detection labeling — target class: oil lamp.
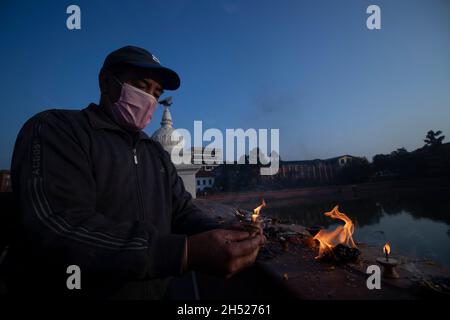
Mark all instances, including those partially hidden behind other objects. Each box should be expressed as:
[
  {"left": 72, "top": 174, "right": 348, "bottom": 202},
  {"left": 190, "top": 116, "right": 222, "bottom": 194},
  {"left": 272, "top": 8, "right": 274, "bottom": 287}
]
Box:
[{"left": 376, "top": 242, "right": 400, "bottom": 279}]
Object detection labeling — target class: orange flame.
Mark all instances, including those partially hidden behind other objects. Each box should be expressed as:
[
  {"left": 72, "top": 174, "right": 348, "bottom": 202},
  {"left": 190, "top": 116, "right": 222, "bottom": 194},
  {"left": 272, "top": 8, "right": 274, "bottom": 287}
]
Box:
[
  {"left": 252, "top": 199, "right": 266, "bottom": 223},
  {"left": 384, "top": 243, "right": 391, "bottom": 256},
  {"left": 313, "top": 205, "right": 357, "bottom": 259}
]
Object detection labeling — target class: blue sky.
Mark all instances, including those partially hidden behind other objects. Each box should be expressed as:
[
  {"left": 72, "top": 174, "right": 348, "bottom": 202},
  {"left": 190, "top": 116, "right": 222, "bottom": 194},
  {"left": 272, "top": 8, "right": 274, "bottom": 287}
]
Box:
[{"left": 1, "top": 0, "right": 449, "bottom": 168}]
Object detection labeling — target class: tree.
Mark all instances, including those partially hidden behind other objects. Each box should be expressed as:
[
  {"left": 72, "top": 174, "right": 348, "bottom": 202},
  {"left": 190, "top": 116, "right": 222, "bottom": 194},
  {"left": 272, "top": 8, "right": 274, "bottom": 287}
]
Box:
[
  {"left": 390, "top": 148, "right": 408, "bottom": 157},
  {"left": 424, "top": 130, "right": 445, "bottom": 147},
  {"left": 336, "top": 157, "right": 371, "bottom": 184}
]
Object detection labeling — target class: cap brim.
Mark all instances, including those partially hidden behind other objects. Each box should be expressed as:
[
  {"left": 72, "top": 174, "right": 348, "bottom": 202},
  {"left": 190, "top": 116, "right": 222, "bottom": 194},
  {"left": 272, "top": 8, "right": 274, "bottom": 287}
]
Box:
[{"left": 128, "top": 61, "right": 180, "bottom": 90}]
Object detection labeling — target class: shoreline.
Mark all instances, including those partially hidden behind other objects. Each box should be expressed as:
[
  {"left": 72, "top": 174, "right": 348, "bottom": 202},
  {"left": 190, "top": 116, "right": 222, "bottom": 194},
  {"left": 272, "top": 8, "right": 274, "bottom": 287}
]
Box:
[{"left": 199, "top": 178, "right": 450, "bottom": 210}]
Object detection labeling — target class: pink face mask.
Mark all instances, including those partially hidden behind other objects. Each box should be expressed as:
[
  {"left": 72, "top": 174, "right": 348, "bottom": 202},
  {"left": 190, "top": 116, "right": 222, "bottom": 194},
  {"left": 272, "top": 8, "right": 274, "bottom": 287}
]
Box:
[{"left": 110, "top": 81, "right": 158, "bottom": 131}]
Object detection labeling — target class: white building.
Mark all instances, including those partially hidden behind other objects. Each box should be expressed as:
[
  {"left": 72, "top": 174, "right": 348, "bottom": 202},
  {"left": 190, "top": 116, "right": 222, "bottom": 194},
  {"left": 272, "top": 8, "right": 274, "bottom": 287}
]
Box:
[
  {"left": 191, "top": 147, "right": 221, "bottom": 193},
  {"left": 151, "top": 106, "right": 201, "bottom": 198},
  {"left": 196, "top": 167, "right": 215, "bottom": 193}
]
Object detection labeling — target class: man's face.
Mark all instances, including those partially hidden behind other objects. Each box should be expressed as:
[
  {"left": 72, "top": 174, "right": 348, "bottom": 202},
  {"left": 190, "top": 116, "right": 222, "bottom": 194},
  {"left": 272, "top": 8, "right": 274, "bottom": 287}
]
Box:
[{"left": 104, "top": 66, "right": 165, "bottom": 104}]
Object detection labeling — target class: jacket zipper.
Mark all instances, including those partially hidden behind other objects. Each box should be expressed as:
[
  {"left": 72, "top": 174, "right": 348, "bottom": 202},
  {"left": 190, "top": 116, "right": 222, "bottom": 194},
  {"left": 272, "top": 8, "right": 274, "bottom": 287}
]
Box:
[
  {"left": 133, "top": 146, "right": 150, "bottom": 298},
  {"left": 133, "top": 148, "right": 145, "bottom": 221}
]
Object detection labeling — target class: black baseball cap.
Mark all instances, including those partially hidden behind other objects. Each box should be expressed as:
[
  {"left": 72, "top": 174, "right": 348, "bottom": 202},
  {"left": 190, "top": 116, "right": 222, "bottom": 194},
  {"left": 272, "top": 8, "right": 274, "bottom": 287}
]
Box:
[{"left": 102, "top": 46, "right": 180, "bottom": 90}]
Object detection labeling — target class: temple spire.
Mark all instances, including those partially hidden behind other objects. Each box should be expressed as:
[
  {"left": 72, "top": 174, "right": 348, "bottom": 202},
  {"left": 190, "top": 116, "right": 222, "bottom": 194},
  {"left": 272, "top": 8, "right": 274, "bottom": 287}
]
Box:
[{"left": 161, "top": 106, "right": 173, "bottom": 128}]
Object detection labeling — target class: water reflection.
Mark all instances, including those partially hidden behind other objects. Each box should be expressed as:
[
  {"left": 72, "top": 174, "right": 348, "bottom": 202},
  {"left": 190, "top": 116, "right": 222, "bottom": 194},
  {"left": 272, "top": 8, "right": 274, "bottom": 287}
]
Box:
[{"left": 265, "top": 194, "right": 450, "bottom": 267}]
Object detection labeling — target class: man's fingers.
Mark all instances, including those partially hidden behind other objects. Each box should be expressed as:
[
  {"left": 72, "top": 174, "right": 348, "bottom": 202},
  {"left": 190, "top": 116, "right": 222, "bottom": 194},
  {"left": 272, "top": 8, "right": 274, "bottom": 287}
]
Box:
[
  {"left": 225, "top": 223, "right": 247, "bottom": 232},
  {"left": 254, "top": 225, "right": 263, "bottom": 235},
  {"left": 224, "top": 248, "right": 260, "bottom": 279},
  {"left": 232, "top": 246, "right": 260, "bottom": 274},
  {"left": 225, "top": 224, "right": 263, "bottom": 239},
  {"left": 223, "top": 230, "right": 250, "bottom": 242},
  {"left": 227, "top": 234, "right": 263, "bottom": 258},
  {"left": 240, "top": 246, "right": 260, "bottom": 267}
]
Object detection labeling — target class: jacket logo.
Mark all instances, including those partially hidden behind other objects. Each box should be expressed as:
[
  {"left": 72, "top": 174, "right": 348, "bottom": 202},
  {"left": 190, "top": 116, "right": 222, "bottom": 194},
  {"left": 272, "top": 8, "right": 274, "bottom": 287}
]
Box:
[
  {"left": 152, "top": 54, "right": 160, "bottom": 64},
  {"left": 31, "top": 139, "right": 41, "bottom": 176}
]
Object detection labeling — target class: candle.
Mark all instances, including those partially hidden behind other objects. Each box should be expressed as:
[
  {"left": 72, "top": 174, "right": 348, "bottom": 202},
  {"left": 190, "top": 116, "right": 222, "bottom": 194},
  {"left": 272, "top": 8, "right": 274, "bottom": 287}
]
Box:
[
  {"left": 384, "top": 242, "right": 391, "bottom": 262},
  {"left": 376, "top": 242, "right": 399, "bottom": 279}
]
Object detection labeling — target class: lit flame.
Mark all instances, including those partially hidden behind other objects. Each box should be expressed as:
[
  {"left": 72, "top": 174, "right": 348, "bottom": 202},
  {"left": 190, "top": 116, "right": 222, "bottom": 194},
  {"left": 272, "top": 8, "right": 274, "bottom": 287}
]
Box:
[
  {"left": 384, "top": 243, "right": 391, "bottom": 256},
  {"left": 252, "top": 199, "right": 266, "bottom": 223},
  {"left": 313, "top": 205, "right": 357, "bottom": 259}
]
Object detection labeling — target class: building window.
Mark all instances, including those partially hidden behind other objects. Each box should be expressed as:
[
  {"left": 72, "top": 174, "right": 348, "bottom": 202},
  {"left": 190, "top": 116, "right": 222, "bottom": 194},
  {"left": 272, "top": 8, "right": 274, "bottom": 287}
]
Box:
[
  {"left": 197, "top": 180, "right": 200, "bottom": 186},
  {"left": 203, "top": 180, "right": 206, "bottom": 185},
  {"left": 208, "top": 179, "right": 212, "bottom": 185}
]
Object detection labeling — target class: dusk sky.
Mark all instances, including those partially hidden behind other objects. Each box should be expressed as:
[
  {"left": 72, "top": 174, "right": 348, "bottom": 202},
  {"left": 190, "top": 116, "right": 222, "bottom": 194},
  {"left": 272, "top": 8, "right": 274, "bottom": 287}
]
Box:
[{"left": 1, "top": 0, "right": 449, "bottom": 168}]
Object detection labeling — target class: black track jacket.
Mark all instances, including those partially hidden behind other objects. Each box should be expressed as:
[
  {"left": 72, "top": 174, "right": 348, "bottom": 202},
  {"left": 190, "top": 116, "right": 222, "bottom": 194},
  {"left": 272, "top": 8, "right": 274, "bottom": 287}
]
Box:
[{"left": 5, "top": 103, "right": 216, "bottom": 299}]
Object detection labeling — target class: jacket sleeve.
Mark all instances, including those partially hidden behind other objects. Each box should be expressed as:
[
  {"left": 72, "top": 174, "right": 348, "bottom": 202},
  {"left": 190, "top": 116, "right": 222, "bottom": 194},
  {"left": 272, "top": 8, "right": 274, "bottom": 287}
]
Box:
[
  {"left": 11, "top": 111, "right": 186, "bottom": 281},
  {"left": 154, "top": 144, "right": 223, "bottom": 236}
]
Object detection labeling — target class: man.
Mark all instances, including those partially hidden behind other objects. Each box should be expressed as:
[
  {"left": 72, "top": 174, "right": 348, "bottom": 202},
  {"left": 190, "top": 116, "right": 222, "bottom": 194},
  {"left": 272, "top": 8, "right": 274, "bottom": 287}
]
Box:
[{"left": 5, "top": 46, "right": 265, "bottom": 299}]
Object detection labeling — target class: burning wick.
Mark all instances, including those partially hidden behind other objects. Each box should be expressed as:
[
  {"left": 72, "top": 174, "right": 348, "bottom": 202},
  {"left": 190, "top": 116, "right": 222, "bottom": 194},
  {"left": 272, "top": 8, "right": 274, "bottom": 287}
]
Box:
[
  {"left": 252, "top": 199, "right": 266, "bottom": 224},
  {"left": 384, "top": 242, "right": 391, "bottom": 262},
  {"left": 376, "top": 242, "right": 399, "bottom": 279}
]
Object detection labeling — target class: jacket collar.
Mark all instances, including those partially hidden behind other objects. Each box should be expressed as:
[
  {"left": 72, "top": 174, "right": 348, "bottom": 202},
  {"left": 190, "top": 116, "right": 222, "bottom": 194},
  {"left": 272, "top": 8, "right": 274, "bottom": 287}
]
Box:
[{"left": 83, "top": 103, "right": 152, "bottom": 141}]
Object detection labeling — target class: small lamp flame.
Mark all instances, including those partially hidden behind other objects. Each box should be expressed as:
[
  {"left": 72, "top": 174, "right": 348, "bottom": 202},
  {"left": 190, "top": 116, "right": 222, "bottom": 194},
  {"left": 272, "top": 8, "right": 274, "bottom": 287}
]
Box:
[
  {"left": 384, "top": 243, "right": 391, "bottom": 261},
  {"left": 252, "top": 199, "right": 266, "bottom": 223}
]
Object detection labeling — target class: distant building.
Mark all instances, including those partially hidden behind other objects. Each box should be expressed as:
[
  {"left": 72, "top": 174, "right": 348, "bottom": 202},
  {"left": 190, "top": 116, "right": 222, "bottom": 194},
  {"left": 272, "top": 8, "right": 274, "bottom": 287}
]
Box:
[
  {"left": 191, "top": 147, "right": 222, "bottom": 166},
  {"left": 0, "top": 170, "right": 11, "bottom": 192},
  {"left": 191, "top": 147, "right": 221, "bottom": 193},
  {"left": 263, "top": 155, "right": 360, "bottom": 184},
  {"left": 196, "top": 168, "right": 215, "bottom": 193}
]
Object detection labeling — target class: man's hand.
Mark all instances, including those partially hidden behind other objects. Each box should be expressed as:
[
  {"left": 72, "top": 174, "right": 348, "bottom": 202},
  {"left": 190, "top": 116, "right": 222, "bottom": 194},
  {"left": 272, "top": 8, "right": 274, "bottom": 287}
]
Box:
[
  {"left": 187, "top": 229, "right": 265, "bottom": 278},
  {"left": 226, "top": 222, "right": 264, "bottom": 238}
]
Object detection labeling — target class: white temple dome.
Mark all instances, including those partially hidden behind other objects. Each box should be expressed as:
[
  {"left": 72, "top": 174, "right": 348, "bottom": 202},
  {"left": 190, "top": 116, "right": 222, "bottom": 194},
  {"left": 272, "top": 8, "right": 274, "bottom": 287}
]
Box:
[
  {"left": 151, "top": 103, "right": 200, "bottom": 199},
  {"left": 151, "top": 106, "right": 183, "bottom": 152}
]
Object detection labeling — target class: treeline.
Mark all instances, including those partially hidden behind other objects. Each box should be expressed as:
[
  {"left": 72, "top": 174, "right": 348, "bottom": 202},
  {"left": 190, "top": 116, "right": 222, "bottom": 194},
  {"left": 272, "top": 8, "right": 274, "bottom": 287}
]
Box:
[
  {"left": 210, "top": 130, "right": 449, "bottom": 193},
  {"left": 213, "top": 154, "right": 266, "bottom": 192},
  {"left": 373, "top": 130, "right": 450, "bottom": 180}
]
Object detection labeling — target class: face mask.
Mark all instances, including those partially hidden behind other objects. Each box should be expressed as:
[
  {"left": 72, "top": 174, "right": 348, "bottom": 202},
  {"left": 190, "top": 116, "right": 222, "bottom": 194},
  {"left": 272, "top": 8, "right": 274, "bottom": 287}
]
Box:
[{"left": 110, "top": 78, "right": 158, "bottom": 131}]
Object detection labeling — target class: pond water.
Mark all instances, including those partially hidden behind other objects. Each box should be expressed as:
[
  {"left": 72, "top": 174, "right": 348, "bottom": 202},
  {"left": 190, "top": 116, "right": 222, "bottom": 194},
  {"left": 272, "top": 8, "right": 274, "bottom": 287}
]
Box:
[{"left": 264, "top": 193, "right": 450, "bottom": 268}]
